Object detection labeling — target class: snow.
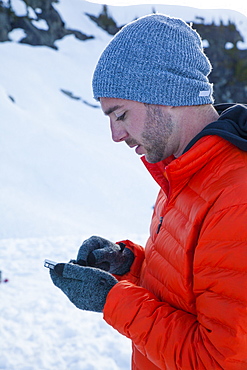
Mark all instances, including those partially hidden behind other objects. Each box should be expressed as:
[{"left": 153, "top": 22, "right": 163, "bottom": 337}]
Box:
[
  {"left": 0, "top": 1, "right": 246, "bottom": 369},
  {"left": 10, "top": 0, "right": 27, "bottom": 16},
  {"left": 31, "top": 20, "right": 49, "bottom": 30},
  {"left": 225, "top": 42, "right": 234, "bottom": 50},
  {"left": 0, "top": 235, "right": 134, "bottom": 369},
  {"left": 8, "top": 28, "right": 26, "bottom": 42}
]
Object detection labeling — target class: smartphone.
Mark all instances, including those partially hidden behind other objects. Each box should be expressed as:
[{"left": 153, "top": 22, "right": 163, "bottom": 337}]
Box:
[{"left": 44, "top": 259, "right": 57, "bottom": 269}]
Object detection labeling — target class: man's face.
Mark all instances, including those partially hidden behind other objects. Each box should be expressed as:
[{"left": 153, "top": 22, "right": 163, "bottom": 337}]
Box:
[{"left": 100, "top": 97, "right": 175, "bottom": 163}]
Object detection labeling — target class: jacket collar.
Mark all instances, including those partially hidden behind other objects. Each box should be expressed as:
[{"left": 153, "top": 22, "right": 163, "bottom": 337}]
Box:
[
  {"left": 183, "top": 103, "right": 247, "bottom": 153},
  {"left": 142, "top": 135, "right": 229, "bottom": 196}
]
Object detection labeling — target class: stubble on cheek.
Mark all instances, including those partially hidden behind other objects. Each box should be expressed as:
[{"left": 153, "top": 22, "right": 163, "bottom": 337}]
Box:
[{"left": 142, "top": 105, "right": 174, "bottom": 163}]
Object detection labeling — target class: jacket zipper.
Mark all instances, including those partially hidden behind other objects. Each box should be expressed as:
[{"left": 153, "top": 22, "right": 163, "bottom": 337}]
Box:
[
  {"left": 156, "top": 216, "right": 164, "bottom": 234},
  {"left": 156, "top": 166, "right": 170, "bottom": 235}
]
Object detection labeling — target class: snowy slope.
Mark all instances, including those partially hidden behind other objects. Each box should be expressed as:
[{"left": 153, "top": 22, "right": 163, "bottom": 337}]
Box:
[
  {"left": 0, "top": 26, "right": 157, "bottom": 240},
  {"left": 0, "top": 235, "right": 135, "bottom": 370},
  {"left": 1, "top": 1, "right": 247, "bottom": 369}
]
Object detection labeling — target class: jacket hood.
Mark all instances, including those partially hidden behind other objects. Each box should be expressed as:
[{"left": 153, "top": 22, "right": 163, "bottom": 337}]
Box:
[{"left": 183, "top": 103, "right": 247, "bottom": 153}]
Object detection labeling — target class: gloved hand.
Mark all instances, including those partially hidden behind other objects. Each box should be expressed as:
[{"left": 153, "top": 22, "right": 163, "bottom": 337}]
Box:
[
  {"left": 75, "top": 236, "right": 135, "bottom": 275},
  {"left": 50, "top": 262, "right": 118, "bottom": 312}
]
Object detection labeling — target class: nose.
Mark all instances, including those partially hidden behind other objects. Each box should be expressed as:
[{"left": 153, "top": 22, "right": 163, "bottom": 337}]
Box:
[{"left": 110, "top": 120, "right": 128, "bottom": 143}]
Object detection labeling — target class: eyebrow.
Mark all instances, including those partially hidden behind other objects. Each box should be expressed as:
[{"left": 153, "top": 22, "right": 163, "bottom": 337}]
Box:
[{"left": 104, "top": 105, "right": 124, "bottom": 116}]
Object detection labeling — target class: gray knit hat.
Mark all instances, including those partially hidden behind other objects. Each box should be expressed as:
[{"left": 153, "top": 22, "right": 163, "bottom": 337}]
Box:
[{"left": 92, "top": 13, "right": 214, "bottom": 106}]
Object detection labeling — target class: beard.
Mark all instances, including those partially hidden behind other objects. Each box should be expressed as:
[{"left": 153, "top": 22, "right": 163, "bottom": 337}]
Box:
[{"left": 141, "top": 104, "right": 174, "bottom": 163}]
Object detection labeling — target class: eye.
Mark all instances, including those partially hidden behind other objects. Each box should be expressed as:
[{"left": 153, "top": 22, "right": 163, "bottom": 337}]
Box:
[{"left": 116, "top": 112, "right": 126, "bottom": 121}]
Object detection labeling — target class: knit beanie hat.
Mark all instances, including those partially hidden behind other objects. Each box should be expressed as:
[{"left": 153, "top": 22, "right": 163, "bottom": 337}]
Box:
[{"left": 92, "top": 13, "right": 214, "bottom": 106}]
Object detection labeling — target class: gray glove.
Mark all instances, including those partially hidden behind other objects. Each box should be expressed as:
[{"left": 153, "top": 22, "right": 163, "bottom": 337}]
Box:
[
  {"left": 50, "top": 262, "right": 118, "bottom": 312},
  {"left": 75, "top": 236, "right": 134, "bottom": 275}
]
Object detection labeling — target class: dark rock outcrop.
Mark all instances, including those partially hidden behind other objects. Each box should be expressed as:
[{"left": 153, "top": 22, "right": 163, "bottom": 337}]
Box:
[
  {"left": 0, "top": 0, "right": 94, "bottom": 49},
  {"left": 193, "top": 20, "right": 247, "bottom": 103}
]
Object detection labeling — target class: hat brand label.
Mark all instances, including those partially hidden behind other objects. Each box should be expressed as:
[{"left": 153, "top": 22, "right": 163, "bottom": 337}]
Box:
[{"left": 199, "top": 90, "right": 211, "bottom": 97}]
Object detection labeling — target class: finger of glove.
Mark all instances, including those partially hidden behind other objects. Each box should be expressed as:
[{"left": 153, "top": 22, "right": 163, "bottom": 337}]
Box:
[
  {"left": 110, "top": 247, "right": 135, "bottom": 275},
  {"left": 61, "top": 263, "right": 89, "bottom": 280},
  {"left": 76, "top": 236, "right": 112, "bottom": 263},
  {"left": 50, "top": 263, "right": 86, "bottom": 288},
  {"left": 56, "top": 262, "right": 114, "bottom": 284},
  {"left": 91, "top": 246, "right": 135, "bottom": 275},
  {"left": 88, "top": 245, "right": 121, "bottom": 269},
  {"left": 49, "top": 267, "right": 70, "bottom": 294},
  {"left": 49, "top": 266, "right": 89, "bottom": 310},
  {"left": 50, "top": 264, "right": 93, "bottom": 302},
  {"left": 50, "top": 263, "right": 118, "bottom": 312}
]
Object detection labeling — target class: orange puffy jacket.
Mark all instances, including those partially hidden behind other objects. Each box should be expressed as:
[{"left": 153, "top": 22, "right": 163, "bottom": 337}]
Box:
[{"left": 103, "top": 132, "right": 247, "bottom": 369}]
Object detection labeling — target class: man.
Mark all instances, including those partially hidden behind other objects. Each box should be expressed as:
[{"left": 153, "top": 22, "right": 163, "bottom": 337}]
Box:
[{"left": 50, "top": 14, "right": 247, "bottom": 369}]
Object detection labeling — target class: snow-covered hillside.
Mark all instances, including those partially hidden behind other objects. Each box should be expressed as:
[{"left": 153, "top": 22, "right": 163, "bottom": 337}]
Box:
[
  {"left": 0, "top": 16, "right": 157, "bottom": 240},
  {"left": 1, "top": 1, "right": 246, "bottom": 369}
]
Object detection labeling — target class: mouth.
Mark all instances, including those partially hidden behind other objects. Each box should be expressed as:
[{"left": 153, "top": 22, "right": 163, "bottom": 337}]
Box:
[
  {"left": 135, "top": 145, "right": 142, "bottom": 154},
  {"left": 134, "top": 145, "right": 146, "bottom": 156},
  {"left": 126, "top": 143, "right": 139, "bottom": 149},
  {"left": 126, "top": 141, "right": 145, "bottom": 155}
]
